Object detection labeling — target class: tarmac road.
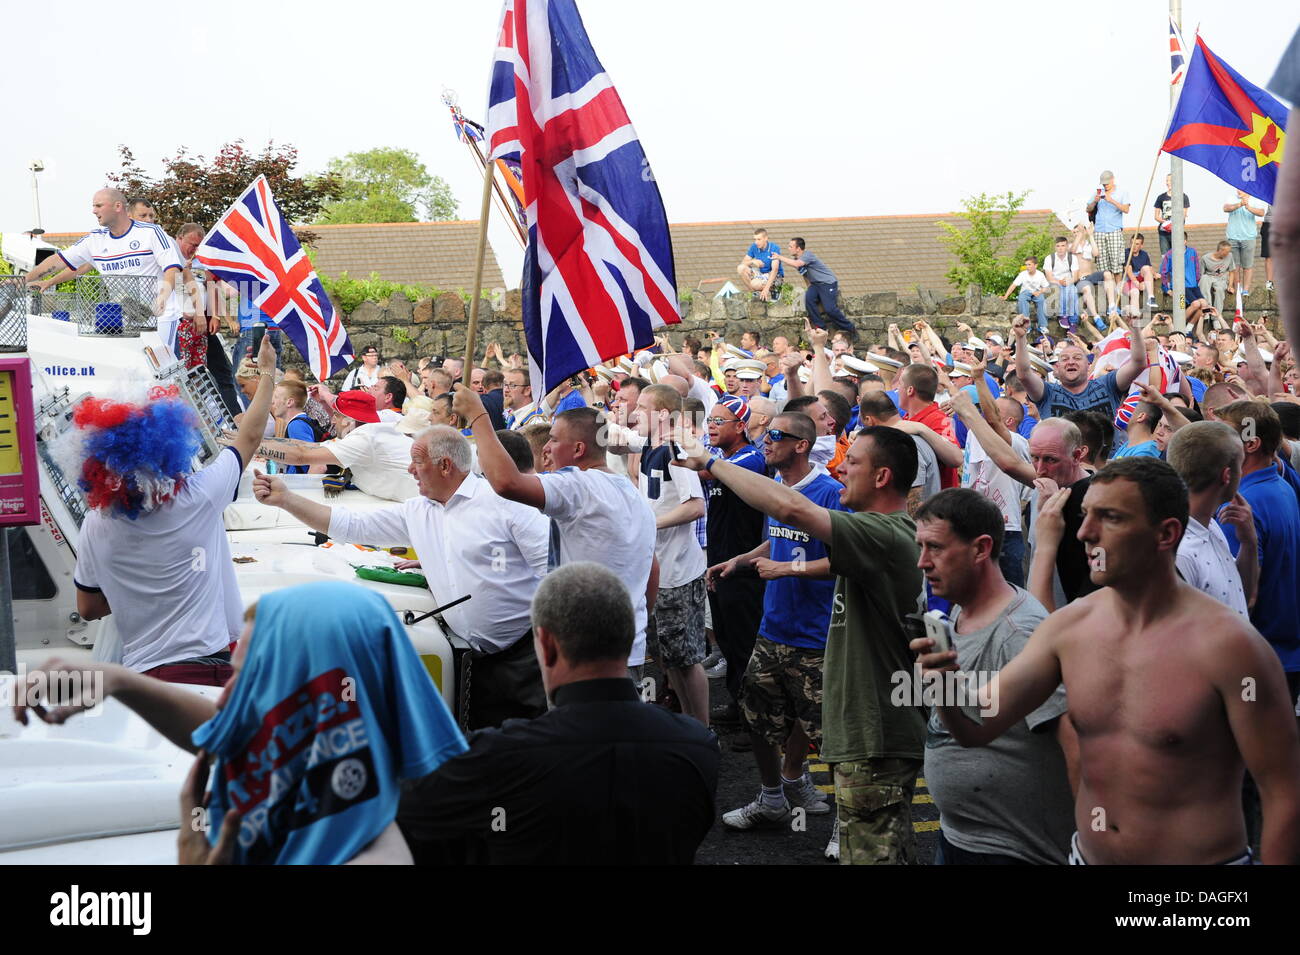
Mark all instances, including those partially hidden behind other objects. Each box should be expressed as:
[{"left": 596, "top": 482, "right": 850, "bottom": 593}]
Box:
[{"left": 647, "top": 662, "right": 939, "bottom": 865}]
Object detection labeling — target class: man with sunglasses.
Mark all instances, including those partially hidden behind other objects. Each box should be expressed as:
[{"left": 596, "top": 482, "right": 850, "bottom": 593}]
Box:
[
  {"left": 701, "top": 397, "right": 771, "bottom": 727},
  {"left": 714, "top": 412, "right": 848, "bottom": 830}
]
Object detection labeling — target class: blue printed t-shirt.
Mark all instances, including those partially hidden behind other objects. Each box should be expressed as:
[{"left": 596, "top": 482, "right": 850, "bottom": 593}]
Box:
[
  {"left": 1220, "top": 467, "right": 1300, "bottom": 672},
  {"left": 759, "top": 469, "right": 847, "bottom": 649},
  {"left": 1112, "top": 439, "right": 1161, "bottom": 459},
  {"left": 746, "top": 241, "right": 784, "bottom": 277},
  {"left": 284, "top": 414, "right": 318, "bottom": 475},
  {"left": 555, "top": 391, "right": 587, "bottom": 413},
  {"left": 1036, "top": 369, "right": 1123, "bottom": 422},
  {"left": 191, "top": 582, "right": 467, "bottom": 864},
  {"left": 1188, "top": 376, "right": 1207, "bottom": 403},
  {"left": 1017, "top": 408, "right": 1037, "bottom": 440}
]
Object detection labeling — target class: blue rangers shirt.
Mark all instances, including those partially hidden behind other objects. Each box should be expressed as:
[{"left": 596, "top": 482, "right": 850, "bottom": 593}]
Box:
[{"left": 759, "top": 467, "right": 848, "bottom": 649}]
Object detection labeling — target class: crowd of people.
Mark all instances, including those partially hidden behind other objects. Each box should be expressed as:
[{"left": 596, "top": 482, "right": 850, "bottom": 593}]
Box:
[{"left": 13, "top": 158, "right": 1300, "bottom": 866}]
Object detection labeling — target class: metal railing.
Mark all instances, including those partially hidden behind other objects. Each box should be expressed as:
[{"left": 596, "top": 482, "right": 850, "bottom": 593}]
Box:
[
  {"left": 74, "top": 275, "right": 159, "bottom": 337},
  {"left": 0, "top": 279, "right": 29, "bottom": 351}
]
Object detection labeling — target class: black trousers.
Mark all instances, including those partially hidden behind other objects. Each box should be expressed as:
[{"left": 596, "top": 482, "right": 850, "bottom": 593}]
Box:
[
  {"left": 805, "top": 281, "right": 855, "bottom": 333},
  {"left": 205, "top": 333, "right": 242, "bottom": 419},
  {"left": 464, "top": 631, "right": 547, "bottom": 730},
  {"left": 708, "top": 577, "right": 766, "bottom": 702}
]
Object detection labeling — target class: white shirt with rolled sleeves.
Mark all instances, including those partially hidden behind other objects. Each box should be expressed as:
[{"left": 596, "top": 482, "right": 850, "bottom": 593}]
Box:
[
  {"left": 59, "top": 221, "right": 184, "bottom": 346},
  {"left": 326, "top": 422, "right": 418, "bottom": 501},
  {"left": 73, "top": 446, "right": 245, "bottom": 672},
  {"left": 965, "top": 431, "right": 1032, "bottom": 532},
  {"left": 540, "top": 467, "right": 657, "bottom": 667},
  {"left": 327, "top": 472, "right": 550, "bottom": 652},
  {"left": 1175, "top": 516, "right": 1249, "bottom": 618}
]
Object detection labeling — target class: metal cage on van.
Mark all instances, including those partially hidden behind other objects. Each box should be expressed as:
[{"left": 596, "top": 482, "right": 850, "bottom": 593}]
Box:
[
  {"left": 0, "top": 279, "right": 29, "bottom": 352},
  {"left": 74, "top": 275, "right": 159, "bottom": 337}
]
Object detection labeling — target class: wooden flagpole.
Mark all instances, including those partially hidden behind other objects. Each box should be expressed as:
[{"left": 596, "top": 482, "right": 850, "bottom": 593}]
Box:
[{"left": 463, "top": 154, "right": 497, "bottom": 375}]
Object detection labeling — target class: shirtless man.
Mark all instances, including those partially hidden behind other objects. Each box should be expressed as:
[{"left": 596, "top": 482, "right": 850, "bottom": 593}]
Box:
[{"left": 915, "top": 456, "right": 1300, "bottom": 864}]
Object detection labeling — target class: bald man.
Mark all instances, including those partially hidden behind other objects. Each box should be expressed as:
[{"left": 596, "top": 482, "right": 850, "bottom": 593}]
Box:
[{"left": 26, "top": 188, "right": 187, "bottom": 351}]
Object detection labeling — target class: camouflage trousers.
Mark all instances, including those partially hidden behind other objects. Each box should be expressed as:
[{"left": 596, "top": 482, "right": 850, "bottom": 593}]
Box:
[
  {"left": 832, "top": 757, "right": 923, "bottom": 865},
  {"left": 738, "top": 636, "right": 823, "bottom": 748}
]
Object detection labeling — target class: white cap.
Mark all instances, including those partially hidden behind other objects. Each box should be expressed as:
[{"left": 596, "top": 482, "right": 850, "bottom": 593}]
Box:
[
  {"left": 1233, "top": 348, "right": 1273, "bottom": 364},
  {"left": 1027, "top": 351, "right": 1054, "bottom": 374},
  {"left": 967, "top": 338, "right": 987, "bottom": 353},
  {"left": 949, "top": 360, "right": 974, "bottom": 377},
  {"left": 987, "top": 333, "right": 1005, "bottom": 346},
  {"left": 1168, "top": 350, "right": 1192, "bottom": 364},
  {"left": 734, "top": 358, "right": 766, "bottom": 380},
  {"left": 797, "top": 366, "right": 811, "bottom": 383},
  {"left": 841, "top": 355, "right": 880, "bottom": 375},
  {"left": 617, "top": 356, "right": 637, "bottom": 376},
  {"left": 593, "top": 364, "right": 616, "bottom": 383},
  {"left": 869, "top": 353, "right": 904, "bottom": 369}
]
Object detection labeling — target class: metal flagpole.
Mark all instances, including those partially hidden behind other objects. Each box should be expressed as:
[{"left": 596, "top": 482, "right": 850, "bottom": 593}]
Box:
[
  {"left": 463, "top": 155, "right": 496, "bottom": 374},
  {"left": 1170, "top": 0, "right": 1187, "bottom": 332}
]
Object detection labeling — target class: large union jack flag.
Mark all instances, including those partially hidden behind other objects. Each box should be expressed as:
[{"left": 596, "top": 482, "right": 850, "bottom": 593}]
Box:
[
  {"left": 195, "top": 176, "right": 353, "bottom": 383},
  {"left": 486, "top": 0, "right": 679, "bottom": 395}
]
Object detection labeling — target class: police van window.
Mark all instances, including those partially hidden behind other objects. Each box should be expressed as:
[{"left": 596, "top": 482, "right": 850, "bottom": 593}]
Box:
[{"left": 9, "top": 528, "right": 56, "bottom": 600}]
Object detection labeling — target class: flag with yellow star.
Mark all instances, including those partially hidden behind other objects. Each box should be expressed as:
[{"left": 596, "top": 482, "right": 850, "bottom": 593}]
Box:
[{"left": 1162, "top": 34, "right": 1287, "bottom": 205}]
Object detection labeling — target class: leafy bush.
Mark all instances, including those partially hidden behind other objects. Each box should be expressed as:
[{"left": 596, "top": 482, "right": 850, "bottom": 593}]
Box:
[
  {"left": 937, "top": 191, "right": 1054, "bottom": 295},
  {"left": 319, "top": 271, "right": 442, "bottom": 313}
]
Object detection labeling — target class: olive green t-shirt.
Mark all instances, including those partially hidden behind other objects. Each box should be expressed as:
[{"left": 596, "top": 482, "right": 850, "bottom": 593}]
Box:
[{"left": 821, "top": 508, "right": 926, "bottom": 763}]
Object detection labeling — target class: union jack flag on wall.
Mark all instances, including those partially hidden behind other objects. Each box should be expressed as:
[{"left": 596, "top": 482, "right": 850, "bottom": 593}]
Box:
[
  {"left": 196, "top": 176, "right": 353, "bottom": 383},
  {"left": 485, "top": 0, "right": 679, "bottom": 395}
]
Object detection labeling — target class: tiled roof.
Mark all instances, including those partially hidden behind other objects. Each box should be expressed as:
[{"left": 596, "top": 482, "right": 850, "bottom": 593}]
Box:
[
  {"left": 38, "top": 219, "right": 505, "bottom": 293},
  {"left": 666, "top": 214, "right": 1252, "bottom": 298},
  {"left": 667, "top": 211, "right": 1064, "bottom": 298}
]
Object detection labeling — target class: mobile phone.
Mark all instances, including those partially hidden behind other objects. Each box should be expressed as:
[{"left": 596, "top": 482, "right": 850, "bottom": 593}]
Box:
[
  {"left": 922, "top": 610, "right": 953, "bottom": 655},
  {"left": 251, "top": 321, "right": 267, "bottom": 355}
]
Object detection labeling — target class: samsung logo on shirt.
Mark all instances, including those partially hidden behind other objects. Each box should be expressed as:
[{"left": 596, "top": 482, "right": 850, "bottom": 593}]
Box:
[
  {"left": 98, "top": 258, "right": 143, "bottom": 271},
  {"left": 769, "top": 525, "right": 810, "bottom": 543}
]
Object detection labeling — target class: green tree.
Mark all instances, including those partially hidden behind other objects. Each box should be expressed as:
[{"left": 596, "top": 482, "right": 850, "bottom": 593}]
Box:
[
  {"left": 108, "top": 142, "right": 341, "bottom": 244},
  {"left": 936, "top": 191, "right": 1054, "bottom": 295},
  {"left": 318, "top": 147, "right": 458, "bottom": 224}
]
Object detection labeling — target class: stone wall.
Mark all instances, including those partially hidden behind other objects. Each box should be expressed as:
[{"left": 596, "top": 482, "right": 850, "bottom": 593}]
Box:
[{"left": 294, "top": 285, "right": 1286, "bottom": 385}]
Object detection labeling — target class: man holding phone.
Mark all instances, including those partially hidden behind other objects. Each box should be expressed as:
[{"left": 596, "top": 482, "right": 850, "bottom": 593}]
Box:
[
  {"left": 914, "top": 458, "right": 1300, "bottom": 864},
  {"left": 913, "top": 489, "right": 1076, "bottom": 864}
]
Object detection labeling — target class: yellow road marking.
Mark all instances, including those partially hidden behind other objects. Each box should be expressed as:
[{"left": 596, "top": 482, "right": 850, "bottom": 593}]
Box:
[
  {"left": 913, "top": 820, "right": 940, "bottom": 832},
  {"left": 808, "top": 763, "right": 829, "bottom": 773},
  {"left": 913, "top": 794, "right": 934, "bottom": 804},
  {"left": 816, "top": 784, "right": 834, "bottom": 794}
]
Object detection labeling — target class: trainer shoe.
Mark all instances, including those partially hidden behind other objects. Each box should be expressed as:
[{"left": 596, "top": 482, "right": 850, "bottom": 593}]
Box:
[
  {"left": 825, "top": 818, "right": 840, "bottom": 861},
  {"left": 722, "top": 794, "right": 792, "bottom": 831},
  {"left": 1242, "top": 289, "right": 1250, "bottom": 298},
  {"left": 700, "top": 648, "right": 723, "bottom": 671},
  {"left": 783, "top": 773, "right": 832, "bottom": 814},
  {"left": 705, "top": 656, "right": 728, "bottom": 680},
  {"left": 1092, "top": 316, "right": 1107, "bottom": 332},
  {"left": 1146, "top": 296, "right": 1158, "bottom": 309},
  {"left": 1266, "top": 280, "right": 1274, "bottom": 292}
]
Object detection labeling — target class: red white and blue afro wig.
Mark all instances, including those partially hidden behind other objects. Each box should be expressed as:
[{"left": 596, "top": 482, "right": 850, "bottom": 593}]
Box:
[{"left": 63, "top": 384, "right": 203, "bottom": 519}]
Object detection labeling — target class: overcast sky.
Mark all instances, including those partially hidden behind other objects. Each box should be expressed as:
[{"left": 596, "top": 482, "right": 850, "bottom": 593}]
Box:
[{"left": 5, "top": 0, "right": 1296, "bottom": 285}]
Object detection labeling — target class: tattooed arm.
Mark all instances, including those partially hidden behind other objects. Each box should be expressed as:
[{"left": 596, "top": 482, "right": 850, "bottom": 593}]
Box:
[{"left": 250, "top": 436, "right": 342, "bottom": 467}]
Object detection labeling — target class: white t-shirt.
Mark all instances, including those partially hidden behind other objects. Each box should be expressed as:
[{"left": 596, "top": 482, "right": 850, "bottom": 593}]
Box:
[
  {"left": 60, "top": 221, "right": 182, "bottom": 309},
  {"left": 1176, "top": 517, "right": 1249, "bottom": 617},
  {"left": 966, "top": 431, "right": 1032, "bottom": 532},
  {"left": 341, "top": 365, "right": 382, "bottom": 391},
  {"left": 540, "top": 467, "right": 657, "bottom": 666},
  {"left": 74, "top": 446, "right": 245, "bottom": 672},
  {"left": 1044, "top": 252, "right": 1077, "bottom": 283},
  {"left": 1011, "top": 270, "right": 1051, "bottom": 293},
  {"left": 378, "top": 408, "right": 404, "bottom": 424},
  {"left": 638, "top": 450, "right": 708, "bottom": 589},
  {"left": 327, "top": 422, "right": 418, "bottom": 501}
]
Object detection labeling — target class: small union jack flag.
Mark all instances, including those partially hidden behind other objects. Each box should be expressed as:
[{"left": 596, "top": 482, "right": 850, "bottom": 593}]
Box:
[
  {"left": 1169, "top": 18, "right": 1188, "bottom": 87},
  {"left": 1115, "top": 344, "right": 1182, "bottom": 430},
  {"left": 196, "top": 176, "right": 353, "bottom": 383},
  {"left": 486, "top": 0, "right": 679, "bottom": 395}
]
